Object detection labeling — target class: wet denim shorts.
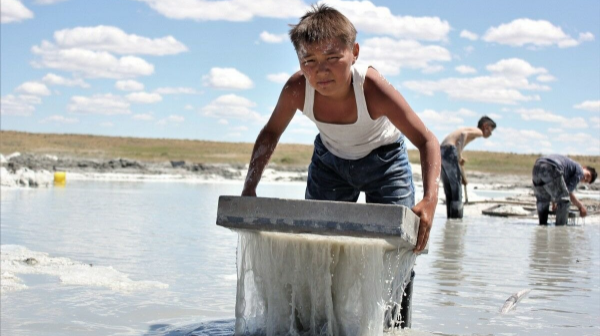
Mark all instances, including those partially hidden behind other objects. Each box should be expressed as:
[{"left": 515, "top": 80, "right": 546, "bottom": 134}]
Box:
[{"left": 305, "top": 134, "right": 415, "bottom": 207}]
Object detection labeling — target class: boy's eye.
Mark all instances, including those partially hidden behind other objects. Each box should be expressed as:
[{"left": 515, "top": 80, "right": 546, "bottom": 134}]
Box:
[
  {"left": 328, "top": 56, "right": 340, "bottom": 61},
  {"left": 303, "top": 59, "right": 315, "bottom": 65}
]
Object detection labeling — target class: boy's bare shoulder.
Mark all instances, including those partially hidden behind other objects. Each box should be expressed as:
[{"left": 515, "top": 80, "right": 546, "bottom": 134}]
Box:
[
  {"left": 363, "top": 66, "right": 387, "bottom": 96},
  {"left": 280, "top": 71, "right": 306, "bottom": 109},
  {"left": 363, "top": 67, "right": 396, "bottom": 117}
]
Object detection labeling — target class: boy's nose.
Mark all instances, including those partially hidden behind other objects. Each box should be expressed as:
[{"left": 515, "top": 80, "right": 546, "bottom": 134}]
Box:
[{"left": 317, "top": 61, "right": 329, "bottom": 73}]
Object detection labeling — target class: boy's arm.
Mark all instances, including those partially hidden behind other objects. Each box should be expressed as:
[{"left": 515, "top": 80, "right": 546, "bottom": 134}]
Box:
[
  {"left": 364, "top": 68, "right": 440, "bottom": 253},
  {"left": 241, "top": 73, "right": 304, "bottom": 196},
  {"left": 569, "top": 192, "right": 587, "bottom": 217}
]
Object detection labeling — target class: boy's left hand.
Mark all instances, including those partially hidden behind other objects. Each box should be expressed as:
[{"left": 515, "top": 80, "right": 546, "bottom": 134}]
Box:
[{"left": 411, "top": 196, "right": 437, "bottom": 253}]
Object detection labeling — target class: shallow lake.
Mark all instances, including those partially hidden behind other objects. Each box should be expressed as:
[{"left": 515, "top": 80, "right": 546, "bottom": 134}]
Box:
[{"left": 1, "top": 180, "right": 599, "bottom": 335}]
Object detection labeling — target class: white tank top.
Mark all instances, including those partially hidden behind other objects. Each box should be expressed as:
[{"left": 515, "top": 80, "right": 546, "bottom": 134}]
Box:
[{"left": 302, "top": 65, "right": 401, "bottom": 160}]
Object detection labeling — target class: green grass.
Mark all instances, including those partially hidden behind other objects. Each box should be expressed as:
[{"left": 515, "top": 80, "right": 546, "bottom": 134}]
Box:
[{"left": 1, "top": 130, "right": 598, "bottom": 175}]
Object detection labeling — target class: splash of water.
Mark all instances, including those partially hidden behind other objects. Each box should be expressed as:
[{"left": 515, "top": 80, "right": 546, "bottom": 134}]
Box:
[{"left": 234, "top": 231, "right": 416, "bottom": 336}]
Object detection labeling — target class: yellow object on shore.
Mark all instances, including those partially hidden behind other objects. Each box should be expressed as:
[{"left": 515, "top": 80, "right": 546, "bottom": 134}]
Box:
[{"left": 54, "top": 171, "right": 66, "bottom": 184}]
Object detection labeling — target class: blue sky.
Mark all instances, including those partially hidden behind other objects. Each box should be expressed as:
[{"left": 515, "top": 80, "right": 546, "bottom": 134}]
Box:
[{"left": 1, "top": 0, "right": 599, "bottom": 155}]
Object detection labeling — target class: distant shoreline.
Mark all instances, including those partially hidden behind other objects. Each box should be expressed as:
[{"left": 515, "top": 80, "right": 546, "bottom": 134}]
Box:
[{"left": 1, "top": 130, "right": 599, "bottom": 177}]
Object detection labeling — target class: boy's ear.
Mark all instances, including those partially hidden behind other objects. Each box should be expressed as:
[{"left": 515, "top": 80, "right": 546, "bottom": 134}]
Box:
[{"left": 352, "top": 42, "right": 359, "bottom": 64}]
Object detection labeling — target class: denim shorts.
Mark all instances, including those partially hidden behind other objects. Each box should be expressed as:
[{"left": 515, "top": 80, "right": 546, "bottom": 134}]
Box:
[{"left": 305, "top": 134, "right": 415, "bottom": 207}]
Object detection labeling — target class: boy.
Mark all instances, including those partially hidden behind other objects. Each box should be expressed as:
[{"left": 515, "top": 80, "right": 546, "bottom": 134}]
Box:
[
  {"left": 439, "top": 116, "right": 496, "bottom": 218},
  {"left": 241, "top": 4, "right": 440, "bottom": 329},
  {"left": 532, "top": 155, "right": 596, "bottom": 225}
]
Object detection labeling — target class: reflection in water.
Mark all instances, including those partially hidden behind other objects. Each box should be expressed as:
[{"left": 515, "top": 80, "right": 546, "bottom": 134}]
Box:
[
  {"left": 530, "top": 226, "right": 577, "bottom": 288},
  {"left": 145, "top": 319, "right": 235, "bottom": 336},
  {"left": 430, "top": 220, "right": 467, "bottom": 300}
]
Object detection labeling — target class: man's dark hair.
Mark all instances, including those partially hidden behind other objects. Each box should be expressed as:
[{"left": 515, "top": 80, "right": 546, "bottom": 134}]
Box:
[
  {"left": 289, "top": 4, "right": 357, "bottom": 52},
  {"left": 477, "top": 116, "right": 497, "bottom": 129},
  {"left": 587, "top": 166, "right": 597, "bottom": 183}
]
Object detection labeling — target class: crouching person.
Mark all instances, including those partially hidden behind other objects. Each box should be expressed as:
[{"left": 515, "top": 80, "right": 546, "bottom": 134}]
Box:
[{"left": 532, "top": 155, "right": 596, "bottom": 225}]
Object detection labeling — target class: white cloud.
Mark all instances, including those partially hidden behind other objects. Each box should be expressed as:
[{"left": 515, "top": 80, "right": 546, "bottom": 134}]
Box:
[
  {"left": 402, "top": 58, "right": 552, "bottom": 105},
  {"left": 202, "top": 94, "right": 263, "bottom": 121},
  {"left": 0, "top": 95, "right": 37, "bottom": 116},
  {"left": 15, "top": 81, "right": 51, "bottom": 96},
  {"left": 463, "top": 46, "right": 474, "bottom": 55},
  {"left": 591, "top": 117, "right": 600, "bottom": 129},
  {"left": 184, "top": 104, "right": 194, "bottom": 110},
  {"left": 579, "top": 32, "right": 595, "bottom": 42},
  {"left": 358, "top": 37, "right": 451, "bottom": 76},
  {"left": 487, "top": 113, "right": 502, "bottom": 120},
  {"left": 486, "top": 58, "right": 548, "bottom": 78},
  {"left": 52, "top": 26, "right": 187, "bottom": 55},
  {"left": 573, "top": 100, "right": 600, "bottom": 112},
  {"left": 230, "top": 125, "right": 248, "bottom": 132},
  {"left": 1, "top": 0, "right": 34, "bottom": 23},
  {"left": 156, "top": 114, "right": 184, "bottom": 125},
  {"left": 482, "top": 18, "right": 593, "bottom": 48},
  {"left": 267, "top": 72, "right": 290, "bottom": 84},
  {"left": 418, "top": 109, "right": 464, "bottom": 126},
  {"left": 40, "top": 115, "right": 78, "bottom": 124},
  {"left": 548, "top": 128, "right": 563, "bottom": 133},
  {"left": 42, "top": 73, "right": 90, "bottom": 88},
  {"left": 134, "top": 0, "right": 307, "bottom": 21},
  {"left": 327, "top": 0, "right": 450, "bottom": 41},
  {"left": 68, "top": 94, "right": 131, "bottom": 115},
  {"left": 536, "top": 74, "right": 556, "bottom": 82},
  {"left": 132, "top": 113, "right": 155, "bottom": 121},
  {"left": 557, "top": 133, "right": 600, "bottom": 155},
  {"left": 202, "top": 67, "right": 254, "bottom": 90},
  {"left": 488, "top": 127, "right": 552, "bottom": 153},
  {"left": 515, "top": 108, "right": 588, "bottom": 128},
  {"left": 16, "top": 94, "right": 42, "bottom": 105},
  {"left": 260, "top": 31, "right": 287, "bottom": 43},
  {"left": 136, "top": 0, "right": 450, "bottom": 41},
  {"left": 154, "top": 87, "right": 198, "bottom": 95},
  {"left": 100, "top": 122, "right": 114, "bottom": 127},
  {"left": 403, "top": 77, "right": 542, "bottom": 105},
  {"left": 32, "top": 41, "right": 154, "bottom": 79},
  {"left": 115, "top": 80, "right": 144, "bottom": 91},
  {"left": 126, "top": 92, "right": 162, "bottom": 104},
  {"left": 460, "top": 30, "right": 478, "bottom": 41},
  {"left": 455, "top": 65, "right": 476, "bottom": 74},
  {"left": 218, "top": 119, "right": 228, "bottom": 125},
  {"left": 34, "top": 0, "right": 69, "bottom": 4}
]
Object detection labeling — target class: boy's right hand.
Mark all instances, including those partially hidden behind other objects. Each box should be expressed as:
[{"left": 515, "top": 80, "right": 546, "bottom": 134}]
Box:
[{"left": 579, "top": 205, "right": 587, "bottom": 217}]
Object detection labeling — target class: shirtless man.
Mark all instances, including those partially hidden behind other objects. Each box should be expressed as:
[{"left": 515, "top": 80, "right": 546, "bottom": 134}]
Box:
[{"left": 440, "top": 116, "right": 496, "bottom": 218}]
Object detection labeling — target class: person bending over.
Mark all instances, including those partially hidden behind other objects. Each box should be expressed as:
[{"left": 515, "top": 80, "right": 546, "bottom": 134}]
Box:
[
  {"left": 532, "top": 155, "right": 596, "bottom": 225},
  {"left": 439, "top": 116, "right": 496, "bottom": 218}
]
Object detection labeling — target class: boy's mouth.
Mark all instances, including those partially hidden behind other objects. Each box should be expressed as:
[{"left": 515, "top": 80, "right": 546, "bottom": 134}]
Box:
[{"left": 317, "top": 79, "right": 334, "bottom": 86}]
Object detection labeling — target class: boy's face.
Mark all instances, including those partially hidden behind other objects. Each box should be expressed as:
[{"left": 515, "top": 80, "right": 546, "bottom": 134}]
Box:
[
  {"left": 297, "top": 39, "right": 358, "bottom": 98},
  {"left": 582, "top": 169, "right": 592, "bottom": 183},
  {"left": 482, "top": 124, "right": 494, "bottom": 138}
]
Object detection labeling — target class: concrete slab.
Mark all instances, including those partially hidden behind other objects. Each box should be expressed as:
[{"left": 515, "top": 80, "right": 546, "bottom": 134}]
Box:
[{"left": 217, "top": 196, "right": 423, "bottom": 250}]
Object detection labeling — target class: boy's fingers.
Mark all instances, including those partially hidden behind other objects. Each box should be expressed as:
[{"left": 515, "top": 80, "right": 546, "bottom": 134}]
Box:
[{"left": 414, "top": 221, "right": 430, "bottom": 252}]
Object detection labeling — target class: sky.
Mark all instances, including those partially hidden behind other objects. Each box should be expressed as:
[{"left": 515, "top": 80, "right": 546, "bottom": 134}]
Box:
[{"left": 1, "top": 0, "right": 599, "bottom": 155}]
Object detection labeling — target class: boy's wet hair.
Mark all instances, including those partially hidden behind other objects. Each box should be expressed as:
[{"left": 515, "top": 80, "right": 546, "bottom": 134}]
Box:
[
  {"left": 477, "top": 116, "right": 497, "bottom": 129},
  {"left": 289, "top": 4, "right": 357, "bottom": 52},
  {"left": 587, "top": 166, "right": 597, "bottom": 183}
]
